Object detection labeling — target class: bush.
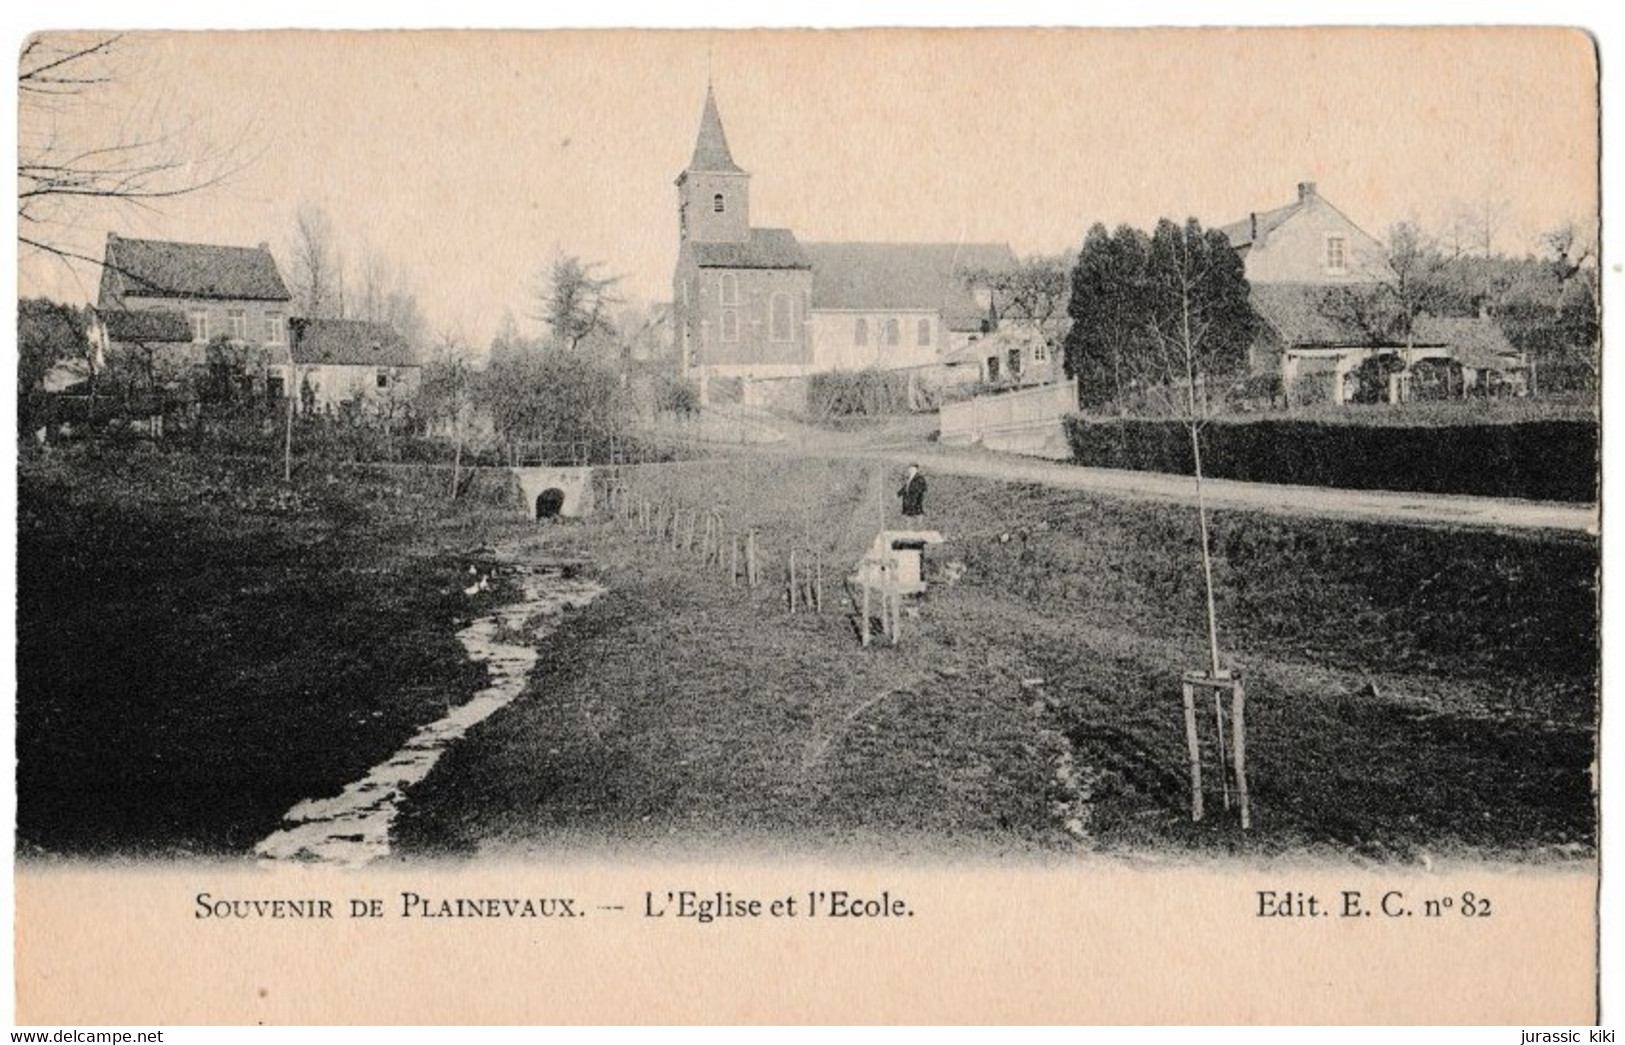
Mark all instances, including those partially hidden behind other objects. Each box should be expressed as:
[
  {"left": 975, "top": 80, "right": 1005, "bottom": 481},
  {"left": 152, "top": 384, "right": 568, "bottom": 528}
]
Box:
[
  {"left": 1063, "top": 415, "right": 1598, "bottom": 502},
  {"left": 806, "top": 368, "right": 912, "bottom": 418}
]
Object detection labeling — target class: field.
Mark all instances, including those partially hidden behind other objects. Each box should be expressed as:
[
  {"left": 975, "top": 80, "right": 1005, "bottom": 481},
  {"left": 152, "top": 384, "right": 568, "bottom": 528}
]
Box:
[{"left": 15, "top": 448, "right": 1597, "bottom": 864}]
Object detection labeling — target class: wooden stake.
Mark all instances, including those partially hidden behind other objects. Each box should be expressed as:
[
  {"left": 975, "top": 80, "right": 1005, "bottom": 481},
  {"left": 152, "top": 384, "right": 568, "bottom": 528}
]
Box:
[
  {"left": 746, "top": 530, "right": 758, "bottom": 587},
  {"left": 789, "top": 550, "right": 798, "bottom": 612},
  {"left": 1182, "top": 680, "right": 1204, "bottom": 822},
  {"left": 814, "top": 551, "right": 823, "bottom": 612},
  {"left": 1214, "top": 687, "right": 1231, "bottom": 811},
  {"left": 1232, "top": 677, "right": 1251, "bottom": 830},
  {"left": 730, "top": 534, "right": 740, "bottom": 586}
]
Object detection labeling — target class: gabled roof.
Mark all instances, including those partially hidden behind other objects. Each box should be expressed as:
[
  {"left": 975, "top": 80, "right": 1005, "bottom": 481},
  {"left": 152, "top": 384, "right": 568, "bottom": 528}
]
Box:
[
  {"left": 802, "top": 242, "right": 1017, "bottom": 331},
  {"left": 290, "top": 318, "right": 416, "bottom": 367},
  {"left": 1219, "top": 202, "right": 1301, "bottom": 249},
  {"left": 686, "top": 87, "right": 744, "bottom": 175},
  {"left": 691, "top": 228, "right": 810, "bottom": 269},
  {"left": 98, "top": 308, "right": 192, "bottom": 344},
  {"left": 99, "top": 234, "right": 291, "bottom": 304}
]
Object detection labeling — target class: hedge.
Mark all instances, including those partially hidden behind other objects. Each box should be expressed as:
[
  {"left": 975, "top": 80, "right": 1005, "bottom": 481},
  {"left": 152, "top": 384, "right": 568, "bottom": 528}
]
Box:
[{"left": 1063, "top": 416, "right": 1598, "bottom": 503}]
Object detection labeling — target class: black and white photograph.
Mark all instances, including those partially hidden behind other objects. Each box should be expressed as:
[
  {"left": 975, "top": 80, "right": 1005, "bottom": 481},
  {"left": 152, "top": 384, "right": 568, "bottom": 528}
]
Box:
[{"left": 10, "top": 21, "right": 1606, "bottom": 1026}]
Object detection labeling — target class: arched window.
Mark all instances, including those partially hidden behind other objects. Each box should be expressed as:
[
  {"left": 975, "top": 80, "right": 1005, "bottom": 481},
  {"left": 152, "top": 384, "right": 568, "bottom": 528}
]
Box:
[
  {"left": 720, "top": 310, "right": 739, "bottom": 343},
  {"left": 718, "top": 273, "right": 739, "bottom": 306},
  {"left": 884, "top": 318, "right": 900, "bottom": 346},
  {"left": 770, "top": 293, "right": 793, "bottom": 342},
  {"left": 854, "top": 318, "right": 869, "bottom": 346},
  {"left": 713, "top": 193, "right": 725, "bottom": 213},
  {"left": 917, "top": 318, "right": 932, "bottom": 346}
]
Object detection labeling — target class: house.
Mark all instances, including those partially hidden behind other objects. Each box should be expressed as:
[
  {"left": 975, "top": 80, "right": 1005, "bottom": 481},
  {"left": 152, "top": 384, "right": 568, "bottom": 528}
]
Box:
[
  {"left": 96, "top": 232, "right": 294, "bottom": 359},
  {"left": 939, "top": 324, "right": 1058, "bottom": 387},
  {"left": 1220, "top": 182, "right": 1391, "bottom": 288},
  {"left": 670, "top": 88, "right": 1016, "bottom": 387},
  {"left": 1249, "top": 283, "right": 1526, "bottom": 406},
  {"left": 280, "top": 318, "right": 421, "bottom": 414},
  {"left": 1220, "top": 185, "right": 1525, "bottom": 404}
]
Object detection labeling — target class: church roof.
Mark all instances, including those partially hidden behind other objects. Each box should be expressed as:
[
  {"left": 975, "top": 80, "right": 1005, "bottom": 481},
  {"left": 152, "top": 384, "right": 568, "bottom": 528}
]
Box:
[
  {"left": 802, "top": 242, "right": 1017, "bottom": 331},
  {"left": 687, "top": 87, "right": 744, "bottom": 174},
  {"left": 691, "top": 228, "right": 811, "bottom": 269}
]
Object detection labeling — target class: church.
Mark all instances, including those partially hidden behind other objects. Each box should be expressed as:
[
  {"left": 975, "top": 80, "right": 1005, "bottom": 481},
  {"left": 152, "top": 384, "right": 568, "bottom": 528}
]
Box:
[{"left": 671, "top": 88, "right": 1017, "bottom": 385}]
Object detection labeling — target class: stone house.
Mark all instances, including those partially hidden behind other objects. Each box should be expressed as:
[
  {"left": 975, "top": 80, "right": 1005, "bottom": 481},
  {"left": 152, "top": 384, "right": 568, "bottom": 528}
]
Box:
[
  {"left": 95, "top": 232, "right": 294, "bottom": 374},
  {"left": 278, "top": 318, "right": 421, "bottom": 414}
]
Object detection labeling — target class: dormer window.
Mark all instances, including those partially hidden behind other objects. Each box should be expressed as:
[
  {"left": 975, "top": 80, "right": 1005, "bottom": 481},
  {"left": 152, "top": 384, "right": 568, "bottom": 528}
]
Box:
[
  {"left": 713, "top": 193, "right": 725, "bottom": 213},
  {"left": 1325, "top": 235, "right": 1348, "bottom": 275}
]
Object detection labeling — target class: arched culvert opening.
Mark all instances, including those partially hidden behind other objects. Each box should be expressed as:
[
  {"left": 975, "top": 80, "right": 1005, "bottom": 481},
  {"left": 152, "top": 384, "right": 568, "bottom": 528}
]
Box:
[{"left": 535, "top": 488, "right": 566, "bottom": 520}]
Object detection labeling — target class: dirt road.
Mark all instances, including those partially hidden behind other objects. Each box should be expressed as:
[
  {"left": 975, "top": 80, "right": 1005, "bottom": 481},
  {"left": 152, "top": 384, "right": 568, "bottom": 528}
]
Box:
[{"left": 711, "top": 407, "right": 1598, "bottom": 534}]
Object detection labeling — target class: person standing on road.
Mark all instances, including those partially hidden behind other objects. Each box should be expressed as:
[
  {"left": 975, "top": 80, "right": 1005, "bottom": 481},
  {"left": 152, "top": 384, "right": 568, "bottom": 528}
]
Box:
[{"left": 898, "top": 463, "right": 927, "bottom": 518}]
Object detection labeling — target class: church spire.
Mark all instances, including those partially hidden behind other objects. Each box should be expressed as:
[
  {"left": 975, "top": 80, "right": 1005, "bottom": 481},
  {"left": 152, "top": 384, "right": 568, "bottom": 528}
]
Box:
[{"left": 688, "top": 86, "right": 744, "bottom": 174}]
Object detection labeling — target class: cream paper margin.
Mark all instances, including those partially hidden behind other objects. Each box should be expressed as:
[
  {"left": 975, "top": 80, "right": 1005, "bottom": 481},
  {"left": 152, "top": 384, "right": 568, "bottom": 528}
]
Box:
[{"left": 11, "top": 26, "right": 1604, "bottom": 1025}]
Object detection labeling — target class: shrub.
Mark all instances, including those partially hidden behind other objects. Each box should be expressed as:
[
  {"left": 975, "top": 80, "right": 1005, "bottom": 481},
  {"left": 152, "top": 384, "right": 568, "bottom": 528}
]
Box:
[{"left": 1064, "top": 415, "right": 1597, "bottom": 502}]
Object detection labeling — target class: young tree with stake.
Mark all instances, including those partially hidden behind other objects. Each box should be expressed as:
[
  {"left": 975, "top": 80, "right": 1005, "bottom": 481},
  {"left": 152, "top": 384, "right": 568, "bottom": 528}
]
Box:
[{"left": 1140, "top": 218, "right": 1256, "bottom": 676}]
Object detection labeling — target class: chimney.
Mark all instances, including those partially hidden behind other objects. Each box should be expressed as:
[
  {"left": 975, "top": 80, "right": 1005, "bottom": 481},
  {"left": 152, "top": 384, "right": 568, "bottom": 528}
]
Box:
[
  {"left": 1250, "top": 212, "right": 1259, "bottom": 241},
  {"left": 1297, "top": 181, "right": 1318, "bottom": 203}
]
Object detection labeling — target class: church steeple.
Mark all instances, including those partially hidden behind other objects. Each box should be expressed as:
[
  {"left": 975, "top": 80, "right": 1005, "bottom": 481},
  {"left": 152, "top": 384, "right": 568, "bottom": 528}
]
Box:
[
  {"left": 689, "top": 86, "right": 744, "bottom": 174},
  {"left": 676, "top": 86, "right": 750, "bottom": 244}
]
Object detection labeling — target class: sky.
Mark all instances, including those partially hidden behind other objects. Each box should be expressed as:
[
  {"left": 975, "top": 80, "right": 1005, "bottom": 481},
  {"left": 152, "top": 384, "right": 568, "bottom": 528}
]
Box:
[{"left": 16, "top": 26, "right": 1600, "bottom": 349}]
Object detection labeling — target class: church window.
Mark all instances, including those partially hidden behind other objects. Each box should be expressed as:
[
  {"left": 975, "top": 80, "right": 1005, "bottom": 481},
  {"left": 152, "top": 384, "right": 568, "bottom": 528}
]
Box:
[
  {"left": 720, "top": 310, "right": 739, "bottom": 342},
  {"left": 770, "top": 293, "right": 793, "bottom": 342},
  {"left": 854, "top": 318, "right": 869, "bottom": 346},
  {"left": 917, "top": 318, "right": 932, "bottom": 347},
  {"left": 884, "top": 318, "right": 900, "bottom": 346},
  {"left": 719, "top": 273, "right": 739, "bottom": 306},
  {"left": 713, "top": 193, "right": 725, "bottom": 213}
]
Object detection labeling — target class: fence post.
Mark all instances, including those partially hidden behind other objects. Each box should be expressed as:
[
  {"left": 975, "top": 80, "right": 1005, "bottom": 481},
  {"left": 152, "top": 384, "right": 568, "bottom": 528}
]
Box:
[
  {"left": 730, "top": 534, "right": 740, "bottom": 586},
  {"left": 788, "top": 549, "right": 798, "bottom": 612},
  {"left": 746, "top": 530, "right": 758, "bottom": 587},
  {"left": 1182, "top": 678, "right": 1204, "bottom": 822},
  {"left": 1232, "top": 677, "right": 1250, "bottom": 830}
]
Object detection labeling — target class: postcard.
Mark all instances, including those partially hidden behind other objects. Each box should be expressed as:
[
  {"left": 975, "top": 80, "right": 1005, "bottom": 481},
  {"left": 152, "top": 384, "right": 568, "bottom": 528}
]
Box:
[{"left": 12, "top": 26, "right": 1602, "bottom": 1025}]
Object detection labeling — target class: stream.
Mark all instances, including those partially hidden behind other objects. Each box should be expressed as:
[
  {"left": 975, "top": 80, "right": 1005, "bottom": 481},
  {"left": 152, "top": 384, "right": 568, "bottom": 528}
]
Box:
[{"left": 255, "top": 561, "right": 606, "bottom": 866}]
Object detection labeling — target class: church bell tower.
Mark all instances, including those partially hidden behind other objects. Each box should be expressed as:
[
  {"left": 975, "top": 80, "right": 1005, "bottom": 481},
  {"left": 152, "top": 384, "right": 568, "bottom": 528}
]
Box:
[{"left": 676, "top": 86, "right": 751, "bottom": 244}]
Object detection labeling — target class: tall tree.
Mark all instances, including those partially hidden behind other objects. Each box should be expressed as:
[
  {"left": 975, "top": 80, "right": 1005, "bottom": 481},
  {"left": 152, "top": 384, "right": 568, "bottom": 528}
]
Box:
[
  {"left": 287, "top": 204, "right": 340, "bottom": 320},
  {"left": 1064, "top": 224, "right": 1153, "bottom": 411},
  {"left": 531, "top": 254, "right": 623, "bottom": 352}
]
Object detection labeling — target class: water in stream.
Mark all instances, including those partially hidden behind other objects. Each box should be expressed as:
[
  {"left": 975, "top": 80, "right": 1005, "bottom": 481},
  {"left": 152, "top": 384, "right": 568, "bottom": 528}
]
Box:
[{"left": 255, "top": 563, "right": 606, "bottom": 866}]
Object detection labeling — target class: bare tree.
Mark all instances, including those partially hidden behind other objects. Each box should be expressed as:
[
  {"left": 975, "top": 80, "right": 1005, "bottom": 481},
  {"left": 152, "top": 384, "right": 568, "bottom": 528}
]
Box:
[
  {"left": 965, "top": 253, "right": 1074, "bottom": 348},
  {"left": 287, "top": 204, "right": 340, "bottom": 320},
  {"left": 18, "top": 33, "right": 249, "bottom": 276},
  {"left": 1137, "top": 219, "right": 1255, "bottom": 676}
]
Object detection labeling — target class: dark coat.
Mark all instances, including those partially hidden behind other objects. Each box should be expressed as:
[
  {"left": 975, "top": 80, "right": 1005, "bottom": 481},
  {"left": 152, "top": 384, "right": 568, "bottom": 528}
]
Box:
[{"left": 898, "top": 473, "right": 927, "bottom": 516}]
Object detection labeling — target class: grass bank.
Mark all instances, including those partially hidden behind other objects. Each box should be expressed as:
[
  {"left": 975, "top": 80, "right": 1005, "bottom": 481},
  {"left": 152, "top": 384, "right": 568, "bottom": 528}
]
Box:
[
  {"left": 394, "top": 455, "right": 1596, "bottom": 863},
  {"left": 15, "top": 446, "right": 529, "bottom": 858}
]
